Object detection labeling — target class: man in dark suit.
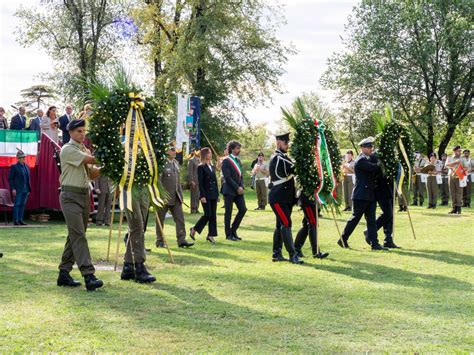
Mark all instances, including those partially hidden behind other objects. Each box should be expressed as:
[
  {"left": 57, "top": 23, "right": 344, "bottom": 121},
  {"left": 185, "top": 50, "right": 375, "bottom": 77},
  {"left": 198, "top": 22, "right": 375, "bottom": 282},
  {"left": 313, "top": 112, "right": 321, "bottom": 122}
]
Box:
[
  {"left": 221, "top": 140, "right": 247, "bottom": 241},
  {"left": 268, "top": 132, "right": 303, "bottom": 264},
  {"left": 59, "top": 105, "right": 73, "bottom": 144},
  {"left": 8, "top": 149, "right": 31, "bottom": 225},
  {"left": 28, "top": 109, "right": 43, "bottom": 133},
  {"left": 10, "top": 107, "right": 27, "bottom": 130},
  {"left": 338, "top": 137, "right": 387, "bottom": 250}
]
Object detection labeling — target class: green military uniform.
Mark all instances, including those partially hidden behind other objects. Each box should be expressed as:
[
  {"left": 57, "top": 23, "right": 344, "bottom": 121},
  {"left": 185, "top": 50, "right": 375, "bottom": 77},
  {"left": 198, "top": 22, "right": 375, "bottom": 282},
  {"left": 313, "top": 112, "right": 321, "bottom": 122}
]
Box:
[
  {"left": 156, "top": 158, "right": 187, "bottom": 246},
  {"left": 253, "top": 161, "right": 268, "bottom": 209},
  {"left": 446, "top": 154, "right": 469, "bottom": 213},
  {"left": 58, "top": 139, "right": 95, "bottom": 277},
  {"left": 342, "top": 159, "right": 355, "bottom": 211},
  {"left": 427, "top": 159, "right": 443, "bottom": 208},
  {"left": 188, "top": 155, "right": 200, "bottom": 213},
  {"left": 94, "top": 175, "right": 112, "bottom": 225},
  {"left": 124, "top": 186, "right": 149, "bottom": 264},
  {"left": 413, "top": 156, "right": 428, "bottom": 205},
  {"left": 440, "top": 156, "right": 450, "bottom": 205}
]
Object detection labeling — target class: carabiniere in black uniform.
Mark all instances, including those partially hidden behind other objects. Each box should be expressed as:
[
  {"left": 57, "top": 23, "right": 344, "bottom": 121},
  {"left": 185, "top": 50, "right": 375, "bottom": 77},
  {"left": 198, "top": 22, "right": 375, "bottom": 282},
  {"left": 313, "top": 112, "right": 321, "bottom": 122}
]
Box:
[{"left": 268, "top": 132, "right": 303, "bottom": 264}]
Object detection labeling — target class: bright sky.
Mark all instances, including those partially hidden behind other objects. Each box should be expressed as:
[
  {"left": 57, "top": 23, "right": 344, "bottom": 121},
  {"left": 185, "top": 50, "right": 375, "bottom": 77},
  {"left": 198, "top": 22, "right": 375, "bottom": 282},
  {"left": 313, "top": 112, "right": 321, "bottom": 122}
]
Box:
[{"left": 0, "top": 0, "right": 358, "bottom": 132}]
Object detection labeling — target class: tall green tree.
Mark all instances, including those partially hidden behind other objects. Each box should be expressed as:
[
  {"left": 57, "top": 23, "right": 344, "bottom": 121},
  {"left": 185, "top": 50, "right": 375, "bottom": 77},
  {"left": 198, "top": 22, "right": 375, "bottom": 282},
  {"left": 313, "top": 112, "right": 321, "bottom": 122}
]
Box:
[
  {"left": 134, "top": 0, "right": 293, "bottom": 146},
  {"left": 16, "top": 84, "right": 56, "bottom": 112},
  {"left": 322, "top": 0, "right": 473, "bottom": 156},
  {"left": 15, "top": 0, "right": 126, "bottom": 103}
]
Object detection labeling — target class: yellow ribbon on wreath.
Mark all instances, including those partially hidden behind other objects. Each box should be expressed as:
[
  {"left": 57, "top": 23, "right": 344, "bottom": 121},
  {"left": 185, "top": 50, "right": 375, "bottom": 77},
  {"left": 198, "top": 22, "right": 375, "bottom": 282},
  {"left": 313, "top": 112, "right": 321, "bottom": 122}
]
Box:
[{"left": 119, "top": 92, "right": 163, "bottom": 211}]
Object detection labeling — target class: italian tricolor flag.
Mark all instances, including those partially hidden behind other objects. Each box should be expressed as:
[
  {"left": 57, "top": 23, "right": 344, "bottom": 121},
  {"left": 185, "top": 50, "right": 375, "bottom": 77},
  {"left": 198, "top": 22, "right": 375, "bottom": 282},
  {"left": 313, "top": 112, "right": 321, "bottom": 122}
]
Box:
[{"left": 0, "top": 130, "right": 38, "bottom": 168}]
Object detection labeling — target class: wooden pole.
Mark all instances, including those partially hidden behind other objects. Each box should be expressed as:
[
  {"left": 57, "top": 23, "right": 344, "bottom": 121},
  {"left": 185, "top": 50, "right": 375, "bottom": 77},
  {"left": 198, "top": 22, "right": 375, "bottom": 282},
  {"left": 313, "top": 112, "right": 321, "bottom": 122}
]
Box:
[
  {"left": 154, "top": 210, "right": 175, "bottom": 264},
  {"left": 113, "top": 209, "right": 124, "bottom": 271},
  {"left": 392, "top": 181, "right": 397, "bottom": 242},
  {"left": 200, "top": 128, "right": 219, "bottom": 158},
  {"left": 402, "top": 193, "right": 417, "bottom": 240},
  {"left": 330, "top": 204, "right": 342, "bottom": 240},
  {"left": 315, "top": 201, "right": 321, "bottom": 255},
  {"left": 106, "top": 188, "right": 117, "bottom": 261}
]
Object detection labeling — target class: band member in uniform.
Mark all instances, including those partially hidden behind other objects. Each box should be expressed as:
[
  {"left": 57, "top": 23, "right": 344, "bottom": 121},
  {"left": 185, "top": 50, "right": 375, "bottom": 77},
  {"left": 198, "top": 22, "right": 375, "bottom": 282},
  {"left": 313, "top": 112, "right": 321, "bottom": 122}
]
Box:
[
  {"left": 342, "top": 150, "right": 355, "bottom": 211},
  {"left": 221, "top": 140, "right": 247, "bottom": 241},
  {"left": 446, "top": 146, "right": 469, "bottom": 214},
  {"left": 156, "top": 143, "right": 194, "bottom": 248},
  {"left": 426, "top": 153, "right": 442, "bottom": 209},
  {"left": 338, "top": 137, "right": 386, "bottom": 250},
  {"left": 294, "top": 191, "right": 329, "bottom": 259},
  {"left": 462, "top": 149, "right": 472, "bottom": 208},
  {"left": 188, "top": 149, "right": 200, "bottom": 213},
  {"left": 412, "top": 151, "right": 428, "bottom": 206},
  {"left": 268, "top": 132, "right": 303, "bottom": 264},
  {"left": 440, "top": 153, "right": 450, "bottom": 206},
  {"left": 56, "top": 119, "right": 103, "bottom": 290},
  {"left": 252, "top": 152, "right": 269, "bottom": 210}
]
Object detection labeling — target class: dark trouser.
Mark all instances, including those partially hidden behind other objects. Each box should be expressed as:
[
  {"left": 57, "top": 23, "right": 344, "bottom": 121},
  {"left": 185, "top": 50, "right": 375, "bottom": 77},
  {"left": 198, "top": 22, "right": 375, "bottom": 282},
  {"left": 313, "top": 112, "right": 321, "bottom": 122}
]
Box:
[
  {"left": 376, "top": 196, "right": 393, "bottom": 244},
  {"left": 96, "top": 190, "right": 111, "bottom": 224},
  {"left": 413, "top": 175, "right": 425, "bottom": 204},
  {"left": 462, "top": 175, "right": 472, "bottom": 207},
  {"left": 255, "top": 179, "right": 267, "bottom": 208},
  {"left": 59, "top": 191, "right": 95, "bottom": 276},
  {"left": 194, "top": 198, "right": 218, "bottom": 236},
  {"left": 294, "top": 204, "right": 319, "bottom": 255},
  {"left": 124, "top": 189, "right": 149, "bottom": 264},
  {"left": 427, "top": 175, "right": 438, "bottom": 206},
  {"left": 441, "top": 176, "right": 449, "bottom": 204},
  {"left": 341, "top": 199, "right": 379, "bottom": 245},
  {"left": 156, "top": 202, "right": 186, "bottom": 245},
  {"left": 270, "top": 202, "right": 296, "bottom": 257},
  {"left": 190, "top": 185, "right": 200, "bottom": 212},
  {"left": 224, "top": 194, "right": 247, "bottom": 237},
  {"left": 13, "top": 190, "right": 29, "bottom": 222},
  {"left": 343, "top": 175, "right": 353, "bottom": 209},
  {"left": 449, "top": 176, "right": 463, "bottom": 208}
]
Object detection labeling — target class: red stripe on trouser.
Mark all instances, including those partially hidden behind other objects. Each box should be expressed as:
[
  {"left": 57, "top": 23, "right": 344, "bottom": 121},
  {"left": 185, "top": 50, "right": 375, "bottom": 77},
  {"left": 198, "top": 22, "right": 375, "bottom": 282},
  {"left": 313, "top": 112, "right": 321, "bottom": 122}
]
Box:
[
  {"left": 274, "top": 203, "right": 289, "bottom": 227},
  {"left": 305, "top": 206, "right": 316, "bottom": 225}
]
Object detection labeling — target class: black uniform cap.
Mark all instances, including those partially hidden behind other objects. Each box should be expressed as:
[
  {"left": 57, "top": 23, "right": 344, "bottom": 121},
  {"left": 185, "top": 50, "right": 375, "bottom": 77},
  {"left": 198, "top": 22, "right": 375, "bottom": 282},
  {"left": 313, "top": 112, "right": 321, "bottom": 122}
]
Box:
[
  {"left": 453, "top": 145, "right": 461, "bottom": 151},
  {"left": 275, "top": 132, "right": 290, "bottom": 143},
  {"left": 66, "top": 119, "right": 86, "bottom": 131}
]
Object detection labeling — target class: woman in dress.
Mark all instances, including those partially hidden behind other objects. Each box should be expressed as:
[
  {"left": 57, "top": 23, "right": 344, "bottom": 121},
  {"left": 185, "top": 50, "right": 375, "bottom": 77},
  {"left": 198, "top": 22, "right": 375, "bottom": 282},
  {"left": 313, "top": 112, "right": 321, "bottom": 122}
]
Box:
[{"left": 40, "top": 106, "right": 59, "bottom": 143}]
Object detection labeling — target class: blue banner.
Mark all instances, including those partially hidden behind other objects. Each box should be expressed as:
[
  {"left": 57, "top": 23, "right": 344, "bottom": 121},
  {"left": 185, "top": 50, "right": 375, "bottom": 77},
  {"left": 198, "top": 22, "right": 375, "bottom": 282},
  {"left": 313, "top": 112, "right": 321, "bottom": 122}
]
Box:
[{"left": 189, "top": 96, "right": 201, "bottom": 150}]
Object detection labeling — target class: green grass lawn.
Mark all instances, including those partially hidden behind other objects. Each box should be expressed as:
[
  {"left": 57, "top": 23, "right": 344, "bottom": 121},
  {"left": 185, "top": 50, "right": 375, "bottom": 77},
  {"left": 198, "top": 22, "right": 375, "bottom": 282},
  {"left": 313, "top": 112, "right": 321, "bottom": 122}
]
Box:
[{"left": 1, "top": 192, "right": 473, "bottom": 352}]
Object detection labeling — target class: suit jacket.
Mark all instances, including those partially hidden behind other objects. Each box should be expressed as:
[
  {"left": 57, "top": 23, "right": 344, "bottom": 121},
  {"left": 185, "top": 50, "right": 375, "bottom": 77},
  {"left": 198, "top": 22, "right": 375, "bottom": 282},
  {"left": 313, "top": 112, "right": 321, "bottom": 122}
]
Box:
[
  {"left": 10, "top": 114, "right": 26, "bottom": 130},
  {"left": 352, "top": 153, "right": 380, "bottom": 201},
  {"left": 8, "top": 162, "right": 31, "bottom": 193},
  {"left": 268, "top": 150, "right": 296, "bottom": 205},
  {"left": 59, "top": 114, "right": 71, "bottom": 143},
  {"left": 159, "top": 159, "right": 183, "bottom": 205},
  {"left": 198, "top": 164, "right": 219, "bottom": 200},
  {"left": 28, "top": 116, "right": 42, "bottom": 132},
  {"left": 221, "top": 155, "right": 244, "bottom": 196},
  {"left": 371, "top": 154, "right": 394, "bottom": 201}
]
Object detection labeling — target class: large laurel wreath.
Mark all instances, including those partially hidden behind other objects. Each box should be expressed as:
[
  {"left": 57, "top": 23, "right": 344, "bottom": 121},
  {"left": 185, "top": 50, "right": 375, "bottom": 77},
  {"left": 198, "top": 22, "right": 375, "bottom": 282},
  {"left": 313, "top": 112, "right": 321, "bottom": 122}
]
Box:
[
  {"left": 374, "top": 107, "right": 415, "bottom": 183},
  {"left": 86, "top": 70, "right": 169, "bottom": 187}
]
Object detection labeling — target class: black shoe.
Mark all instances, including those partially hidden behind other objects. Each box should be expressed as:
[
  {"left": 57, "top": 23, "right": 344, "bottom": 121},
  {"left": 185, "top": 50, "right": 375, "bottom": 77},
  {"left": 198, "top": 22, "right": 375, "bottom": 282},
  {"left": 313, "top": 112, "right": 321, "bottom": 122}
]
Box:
[
  {"left": 96, "top": 222, "right": 104, "bottom": 226},
  {"left": 104, "top": 223, "right": 110, "bottom": 226},
  {"left": 371, "top": 244, "right": 388, "bottom": 251},
  {"left": 13, "top": 221, "right": 20, "bottom": 226},
  {"left": 398, "top": 207, "right": 404, "bottom": 212},
  {"left": 448, "top": 208, "right": 457, "bottom": 214},
  {"left": 178, "top": 241, "right": 195, "bottom": 248},
  {"left": 134, "top": 262, "right": 156, "bottom": 283},
  {"left": 0, "top": 252, "right": 3, "bottom": 258},
  {"left": 295, "top": 250, "right": 304, "bottom": 258},
  {"left": 411, "top": 202, "right": 418, "bottom": 206},
  {"left": 57, "top": 270, "right": 81, "bottom": 287},
  {"left": 383, "top": 241, "right": 401, "bottom": 249},
  {"left": 289, "top": 255, "right": 304, "bottom": 264},
  {"left": 189, "top": 227, "right": 196, "bottom": 241},
  {"left": 456, "top": 206, "right": 462, "bottom": 214},
  {"left": 254, "top": 207, "right": 261, "bottom": 211},
  {"left": 363, "top": 230, "right": 371, "bottom": 246},
  {"left": 19, "top": 221, "right": 27, "bottom": 226},
  {"left": 272, "top": 254, "right": 288, "bottom": 262},
  {"left": 226, "top": 236, "right": 238, "bottom": 241},
  {"left": 206, "top": 236, "right": 216, "bottom": 244},
  {"left": 314, "top": 252, "right": 329, "bottom": 259},
  {"left": 233, "top": 233, "right": 242, "bottom": 241},
  {"left": 156, "top": 241, "right": 167, "bottom": 248},
  {"left": 120, "top": 262, "right": 135, "bottom": 281},
  {"left": 337, "top": 239, "right": 349, "bottom": 249},
  {"left": 84, "top": 274, "right": 104, "bottom": 291}
]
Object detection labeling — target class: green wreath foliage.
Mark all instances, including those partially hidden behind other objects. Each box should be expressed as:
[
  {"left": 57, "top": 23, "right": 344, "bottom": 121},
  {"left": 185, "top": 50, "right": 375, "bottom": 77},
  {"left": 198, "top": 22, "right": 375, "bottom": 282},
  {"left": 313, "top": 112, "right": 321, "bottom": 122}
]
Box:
[{"left": 86, "top": 71, "right": 169, "bottom": 188}]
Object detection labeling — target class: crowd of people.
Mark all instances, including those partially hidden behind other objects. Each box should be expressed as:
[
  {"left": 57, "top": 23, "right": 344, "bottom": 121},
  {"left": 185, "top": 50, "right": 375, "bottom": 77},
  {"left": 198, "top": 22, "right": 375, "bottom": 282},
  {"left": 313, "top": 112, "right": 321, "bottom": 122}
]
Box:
[{"left": 2, "top": 105, "right": 472, "bottom": 291}]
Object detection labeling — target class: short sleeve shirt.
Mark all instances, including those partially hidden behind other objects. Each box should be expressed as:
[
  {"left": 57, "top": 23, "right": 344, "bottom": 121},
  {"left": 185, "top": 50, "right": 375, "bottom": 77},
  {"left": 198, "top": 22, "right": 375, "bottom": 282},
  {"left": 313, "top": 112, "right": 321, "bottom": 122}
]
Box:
[
  {"left": 255, "top": 162, "right": 268, "bottom": 179},
  {"left": 59, "top": 139, "right": 90, "bottom": 188},
  {"left": 446, "top": 156, "right": 469, "bottom": 177}
]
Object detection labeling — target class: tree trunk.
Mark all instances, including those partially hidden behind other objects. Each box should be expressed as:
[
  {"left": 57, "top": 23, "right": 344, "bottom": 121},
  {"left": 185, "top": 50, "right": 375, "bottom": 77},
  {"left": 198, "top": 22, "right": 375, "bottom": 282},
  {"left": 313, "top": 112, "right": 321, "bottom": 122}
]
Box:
[{"left": 437, "top": 120, "right": 456, "bottom": 157}]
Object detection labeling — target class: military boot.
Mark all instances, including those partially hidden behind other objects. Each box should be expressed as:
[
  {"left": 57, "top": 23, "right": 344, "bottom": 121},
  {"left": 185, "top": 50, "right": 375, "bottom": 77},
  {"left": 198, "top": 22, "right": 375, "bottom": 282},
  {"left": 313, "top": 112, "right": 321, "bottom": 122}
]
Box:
[
  {"left": 84, "top": 274, "right": 103, "bottom": 291},
  {"left": 134, "top": 262, "right": 156, "bottom": 283},
  {"left": 281, "top": 226, "right": 303, "bottom": 265},
  {"left": 308, "top": 224, "right": 329, "bottom": 259},
  {"left": 120, "top": 262, "right": 135, "bottom": 281},
  {"left": 57, "top": 270, "right": 81, "bottom": 287},
  {"left": 294, "top": 226, "right": 307, "bottom": 258},
  {"left": 272, "top": 228, "right": 287, "bottom": 261}
]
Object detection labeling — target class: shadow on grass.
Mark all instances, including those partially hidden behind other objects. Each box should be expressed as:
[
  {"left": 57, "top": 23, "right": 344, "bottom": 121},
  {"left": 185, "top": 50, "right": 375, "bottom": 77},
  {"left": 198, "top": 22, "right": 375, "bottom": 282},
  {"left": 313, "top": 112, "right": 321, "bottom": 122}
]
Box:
[{"left": 393, "top": 249, "right": 474, "bottom": 266}]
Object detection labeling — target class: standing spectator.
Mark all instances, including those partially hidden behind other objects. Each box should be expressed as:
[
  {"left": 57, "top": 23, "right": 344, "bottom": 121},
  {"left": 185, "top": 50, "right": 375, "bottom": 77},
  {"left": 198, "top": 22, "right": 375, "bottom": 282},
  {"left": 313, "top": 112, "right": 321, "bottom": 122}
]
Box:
[
  {"left": 189, "top": 147, "right": 219, "bottom": 244},
  {"left": 10, "top": 106, "right": 27, "bottom": 130},
  {"left": 0, "top": 107, "right": 8, "bottom": 129},
  {"left": 59, "top": 104, "right": 74, "bottom": 144},
  {"left": 94, "top": 175, "right": 112, "bottom": 226},
  {"left": 426, "top": 153, "right": 441, "bottom": 209},
  {"left": 252, "top": 152, "right": 269, "bottom": 210},
  {"left": 412, "top": 151, "right": 428, "bottom": 206},
  {"left": 445, "top": 145, "right": 469, "bottom": 214},
  {"left": 342, "top": 150, "right": 355, "bottom": 211},
  {"left": 28, "top": 109, "right": 43, "bottom": 133},
  {"left": 8, "top": 149, "right": 31, "bottom": 225},
  {"left": 440, "top": 153, "right": 450, "bottom": 206},
  {"left": 462, "top": 149, "right": 472, "bottom": 208},
  {"left": 41, "top": 106, "right": 59, "bottom": 143},
  {"left": 188, "top": 149, "right": 200, "bottom": 213}
]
